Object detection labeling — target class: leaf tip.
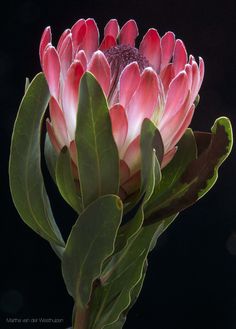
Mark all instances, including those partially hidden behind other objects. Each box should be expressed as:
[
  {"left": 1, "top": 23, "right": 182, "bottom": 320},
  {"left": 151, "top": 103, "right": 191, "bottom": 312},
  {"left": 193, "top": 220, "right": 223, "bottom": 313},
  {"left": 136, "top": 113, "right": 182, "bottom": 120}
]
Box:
[{"left": 213, "top": 116, "right": 233, "bottom": 156}]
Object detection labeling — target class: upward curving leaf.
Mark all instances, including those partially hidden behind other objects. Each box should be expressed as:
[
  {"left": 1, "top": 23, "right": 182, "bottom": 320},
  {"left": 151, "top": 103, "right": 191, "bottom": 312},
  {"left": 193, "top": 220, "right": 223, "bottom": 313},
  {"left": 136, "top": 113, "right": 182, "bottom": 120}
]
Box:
[
  {"left": 44, "top": 132, "right": 58, "bottom": 183},
  {"left": 55, "top": 146, "right": 83, "bottom": 214},
  {"left": 62, "top": 194, "right": 123, "bottom": 308},
  {"left": 140, "top": 118, "right": 163, "bottom": 198},
  {"left": 120, "top": 119, "right": 162, "bottom": 244},
  {"left": 75, "top": 72, "right": 120, "bottom": 209},
  {"left": 145, "top": 128, "right": 197, "bottom": 215},
  {"left": 88, "top": 214, "right": 177, "bottom": 329},
  {"left": 145, "top": 117, "right": 233, "bottom": 222},
  {"left": 9, "top": 73, "right": 64, "bottom": 247}
]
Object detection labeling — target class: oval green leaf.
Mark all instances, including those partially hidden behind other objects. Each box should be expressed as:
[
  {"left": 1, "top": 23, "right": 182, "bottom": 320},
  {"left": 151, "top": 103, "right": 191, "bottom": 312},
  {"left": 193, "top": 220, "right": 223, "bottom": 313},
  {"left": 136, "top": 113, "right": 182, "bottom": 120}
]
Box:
[
  {"left": 9, "top": 72, "right": 64, "bottom": 247},
  {"left": 75, "top": 72, "right": 120, "bottom": 208},
  {"left": 56, "top": 146, "right": 82, "bottom": 213},
  {"left": 62, "top": 194, "right": 123, "bottom": 308}
]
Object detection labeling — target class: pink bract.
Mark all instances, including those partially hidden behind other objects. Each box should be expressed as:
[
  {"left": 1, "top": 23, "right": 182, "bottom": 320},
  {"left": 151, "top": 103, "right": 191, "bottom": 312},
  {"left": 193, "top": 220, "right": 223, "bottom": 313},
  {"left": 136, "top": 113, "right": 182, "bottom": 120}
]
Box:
[{"left": 40, "top": 18, "right": 204, "bottom": 198}]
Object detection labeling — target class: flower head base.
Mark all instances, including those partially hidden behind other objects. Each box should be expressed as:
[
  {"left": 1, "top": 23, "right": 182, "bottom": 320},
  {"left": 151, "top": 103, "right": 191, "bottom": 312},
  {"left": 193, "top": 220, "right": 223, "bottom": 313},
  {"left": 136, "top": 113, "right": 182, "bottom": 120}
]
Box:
[{"left": 40, "top": 18, "right": 204, "bottom": 198}]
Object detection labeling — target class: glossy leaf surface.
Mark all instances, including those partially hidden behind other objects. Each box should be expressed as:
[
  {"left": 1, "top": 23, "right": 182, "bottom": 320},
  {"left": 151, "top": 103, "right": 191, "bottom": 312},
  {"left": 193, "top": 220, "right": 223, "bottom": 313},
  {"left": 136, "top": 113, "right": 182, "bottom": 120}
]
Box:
[
  {"left": 62, "top": 195, "right": 123, "bottom": 308},
  {"left": 56, "top": 147, "right": 82, "bottom": 213},
  {"left": 75, "top": 72, "right": 120, "bottom": 208},
  {"left": 9, "top": 73, "right": 64, "bottom": 247}
]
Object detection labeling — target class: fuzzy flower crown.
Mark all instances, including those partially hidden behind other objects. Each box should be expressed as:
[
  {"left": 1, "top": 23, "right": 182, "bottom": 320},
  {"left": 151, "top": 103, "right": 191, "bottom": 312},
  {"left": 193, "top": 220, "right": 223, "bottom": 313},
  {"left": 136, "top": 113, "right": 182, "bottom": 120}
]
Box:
[{"left": 40, "top": 18, "right": 204, "bottom": 198}]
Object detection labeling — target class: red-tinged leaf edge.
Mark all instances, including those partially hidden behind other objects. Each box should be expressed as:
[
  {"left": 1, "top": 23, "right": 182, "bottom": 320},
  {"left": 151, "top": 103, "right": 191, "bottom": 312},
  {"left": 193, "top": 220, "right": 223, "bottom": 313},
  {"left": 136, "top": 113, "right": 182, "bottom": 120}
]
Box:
[{"left": 145, "top": 116, "right": 233, "bottom": 223}]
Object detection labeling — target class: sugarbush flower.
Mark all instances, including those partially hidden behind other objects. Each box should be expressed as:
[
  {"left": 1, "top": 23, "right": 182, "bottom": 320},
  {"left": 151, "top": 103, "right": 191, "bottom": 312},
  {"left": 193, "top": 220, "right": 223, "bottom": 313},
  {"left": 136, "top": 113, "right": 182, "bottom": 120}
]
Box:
[
  {"left": 40, "top": 18, "right": 204, "bottom": 198},
  {"left": 9, "top": 16, "right": 233, "bottom": 329}
]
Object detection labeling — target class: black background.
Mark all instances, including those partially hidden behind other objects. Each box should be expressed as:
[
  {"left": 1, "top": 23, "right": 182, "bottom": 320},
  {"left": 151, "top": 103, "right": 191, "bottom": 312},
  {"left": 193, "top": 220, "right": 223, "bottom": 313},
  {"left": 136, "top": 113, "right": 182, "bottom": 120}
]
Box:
[{"left": 1, "top": 0, "right": 236, "bottom": 328}]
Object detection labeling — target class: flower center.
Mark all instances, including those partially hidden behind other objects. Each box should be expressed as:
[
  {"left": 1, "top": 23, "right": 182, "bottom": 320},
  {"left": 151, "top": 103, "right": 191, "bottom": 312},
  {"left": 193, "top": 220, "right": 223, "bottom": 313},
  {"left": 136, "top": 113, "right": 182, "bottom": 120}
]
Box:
[
  {"left": 104, "top": 44, "right": 149, "bottom": 74},
  {"left": 104, "top": 45, "right": 149, "bottom": 103}
]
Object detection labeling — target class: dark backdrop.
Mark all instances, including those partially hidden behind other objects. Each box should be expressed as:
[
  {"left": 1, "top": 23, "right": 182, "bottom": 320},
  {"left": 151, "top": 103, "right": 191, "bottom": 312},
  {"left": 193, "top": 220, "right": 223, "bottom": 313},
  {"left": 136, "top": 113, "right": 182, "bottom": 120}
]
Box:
[{"left": 1, "top": 0, "right": 236, "bottom": 328}]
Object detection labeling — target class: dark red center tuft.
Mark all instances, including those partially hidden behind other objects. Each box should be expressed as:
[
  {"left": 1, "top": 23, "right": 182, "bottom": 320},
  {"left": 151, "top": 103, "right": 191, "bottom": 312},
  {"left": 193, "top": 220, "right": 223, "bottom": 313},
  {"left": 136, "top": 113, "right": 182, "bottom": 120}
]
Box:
[
  {"left": 104, "top": 44, "right": 149, "bottom": 75},
  {"left": 104, "top": 45, "right": 150, "bottom": 103}
]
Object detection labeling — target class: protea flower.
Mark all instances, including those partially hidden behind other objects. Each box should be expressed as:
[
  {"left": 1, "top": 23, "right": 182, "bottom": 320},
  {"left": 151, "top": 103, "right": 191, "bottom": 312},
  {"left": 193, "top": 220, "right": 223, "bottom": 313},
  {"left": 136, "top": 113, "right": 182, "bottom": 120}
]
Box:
[{"left": 40, "top": 18, "right": 204, "bottom": 198}]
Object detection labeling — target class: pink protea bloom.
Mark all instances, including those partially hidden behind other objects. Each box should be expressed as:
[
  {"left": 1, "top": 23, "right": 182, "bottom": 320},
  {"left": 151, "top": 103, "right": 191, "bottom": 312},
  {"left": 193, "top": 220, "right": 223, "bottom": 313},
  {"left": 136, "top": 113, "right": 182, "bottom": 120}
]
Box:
[{"left": 40, "top": 18, "right": 204, "bottom": 198}]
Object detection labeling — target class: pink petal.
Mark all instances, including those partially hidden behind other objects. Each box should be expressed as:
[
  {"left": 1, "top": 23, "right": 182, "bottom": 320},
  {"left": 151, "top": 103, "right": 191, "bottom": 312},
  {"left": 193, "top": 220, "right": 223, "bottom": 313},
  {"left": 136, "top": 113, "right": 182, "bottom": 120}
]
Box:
[
  {"left": 46, "top": 119, "right": 61, "bottom": 153},
  {"left": 49, "top": 97, "right": 69, "bottom": 147},
  {"left": 161, "top": 147, "right": 177, "bottom": 168},
  {"left": 161, "top": 71, "right": 188, "bottom": 123},
  {"left": 122, "top": 171, "right": 141, "bottom": 195},
  {"left": 160, "top": 63, "right": 174, "bottom": 94},
  {"left": 123, "top": 136, "right": 141, "bottom": 174},
  {"left": 139, "top": 28, "right": 161, "bottom": 72},
  {"left": 189, "top": 54, "right": 194, "bottom": 65},
  {"left": 58, "top": 33, "right": 73, "bottom": 79},
  {"left": 126, "top": 67, "right": 159, "bottom": 142},
  {"left": 120, "top": 160, "right": 130, "bottom": 184},
  {"left": 109, "top": 104, "right": 128, "bottom": 152},
  {"left": 71, "top": 19, "right": 86, "bottom": 50},
  {"left": 159, "top": 90, "right": 188, "bottom": 147},
  {"left": 189, "top": 61, "right": 200, "bottom": 104},
  {"left": 160, "top": 31, "right": 175, "bottom": 71},
  {"left": 39, "top": 26, "right": 51, "bottom": 65},
  {"left": 173, "top": 39, "right": 187, "bottom": 75},
  {"left": 57, "top": 29, "right": 71, "bottom": 53},
  {"left": 88, "top": 50, "right": 111, "bottom": 96},
  {"left": 82, "top": 18, "right": 99, "bottom": 61},
  {"left": 168, "top": 105, "right": 195, "bottom": 150},
  {"left": 99, "top": 35, "right": 117, "bottom": 51},
  {"left": 184, "top": 63, "right": 193, "bottom": 90},
  {"left": 104, "top": 19, "right": 119, "bottom": 39},
  {"left": 199, "top": 56, "right": 205, "bottom": 85},
  {"left": 119, "top": 19, "right": 139, "bottom": 47},
  {"left": 75, "top": 50, "right": 88, "bottom": 70},
  {"left": 43, "top": 45, "right": 60, "bottom": 100},
  {"left": 119, "top": 62, "right": 140, "bottom": 108},
  {"left": 62, "top": 60, "right": 84, "bottom": 139}
]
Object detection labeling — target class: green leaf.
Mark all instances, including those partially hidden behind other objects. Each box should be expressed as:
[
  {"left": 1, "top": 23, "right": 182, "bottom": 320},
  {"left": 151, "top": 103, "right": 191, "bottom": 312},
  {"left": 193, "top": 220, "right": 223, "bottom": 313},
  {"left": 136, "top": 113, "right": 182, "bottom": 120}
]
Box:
[
  {"left": 44, "top": 132, "right": 58, "bottom": 183},
  {"left": 195, "top": 117, "right": 233, "bottom": 197},
  {"left": 88, "top": 215, "right": 177, "bottom": 329},
  {"left": 145, "top": 117, "right": 233, "bottom": 222},
  {"left": 9, "top": 72, "right": 64, "bottom": 247},
  {"left": 105, "top": 259, "right": 148, "bottom": 329},
  {"left": 140, "top": 118, "right": 163, "bottom": 197},
  {"left": 156, "top": 128, "right": 197, "bottom": 195},
  {"left": 115, "top": 119, "right": 162, "bottom": 252},
  {"left": 75, "top": 72, "right": 120, "bottom": 208},
  {"left": 99, "top": 121, "right": 161, "bottom": 298},
  {"left": 126, "top": 258, "right": 147, "bottom": 311},
  {"left": 124, "top": 119, "right": 162, "bottom": 214},
  {"left": 55, "top": 147, "right": 83, "bottom": 213},
  {"left": 62, "top": 195, "right": 123, "bottom": 308},
  {"left": 103, "top": 315, "right": 126, "bottom": 329},
  {"left": 145, "top": 128, "right": 197, "bottom": 216},
  {"left": 49, "top": 242, "right": 65, "bottom": 260}
]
